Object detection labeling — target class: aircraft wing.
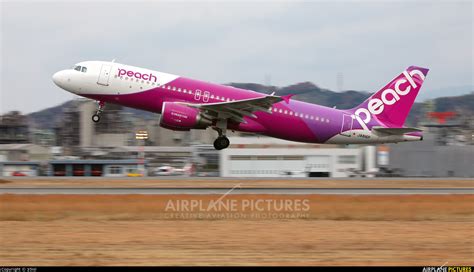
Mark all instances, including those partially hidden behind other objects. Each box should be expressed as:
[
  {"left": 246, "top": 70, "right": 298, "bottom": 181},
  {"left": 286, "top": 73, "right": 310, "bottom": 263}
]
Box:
[
  {"left": 180, "top": 95, "right": 290, "bottom": 123},
  {"left": 372, "top": 127, "right": 422, "bottom": 135}
]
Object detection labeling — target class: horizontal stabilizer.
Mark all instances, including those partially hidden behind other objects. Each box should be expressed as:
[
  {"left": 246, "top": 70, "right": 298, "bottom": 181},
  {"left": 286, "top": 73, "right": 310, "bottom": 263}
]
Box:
[{"left": 372, "top": 127, "right": 422, "bottom": 135}]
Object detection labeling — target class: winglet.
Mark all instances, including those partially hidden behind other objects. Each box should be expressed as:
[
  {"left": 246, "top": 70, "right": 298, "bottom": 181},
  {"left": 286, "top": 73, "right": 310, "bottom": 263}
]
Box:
[{"left": 281, "top": 94, "right": 294, "bottom": 104}]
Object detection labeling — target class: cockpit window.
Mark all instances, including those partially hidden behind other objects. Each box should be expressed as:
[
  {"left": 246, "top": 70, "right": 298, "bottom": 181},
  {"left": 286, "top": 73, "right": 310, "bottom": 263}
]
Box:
[
  {"left": 74, "top": 66, "right": 81, "bottom": 71},
  {"left": 81, "top": 67, "right": 87, "bottom": 73}
]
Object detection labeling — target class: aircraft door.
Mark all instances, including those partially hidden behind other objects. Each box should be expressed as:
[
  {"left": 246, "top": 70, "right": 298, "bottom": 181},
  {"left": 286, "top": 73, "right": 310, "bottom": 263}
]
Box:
[
  {"left": 340, "top": 114, "right": 354, "bottom": 137},
  {"left": 97, "top": 64, "right": 112, "bottom": 86}
]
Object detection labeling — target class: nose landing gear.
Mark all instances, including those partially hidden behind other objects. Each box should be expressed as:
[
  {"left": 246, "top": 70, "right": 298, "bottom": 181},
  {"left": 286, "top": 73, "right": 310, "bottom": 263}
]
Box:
[
  {"left": 92, "top": 114, "right": 101, "bottom": 122},
  {"left": 92, "top": 101, "right": 105, "bottom": 123}
]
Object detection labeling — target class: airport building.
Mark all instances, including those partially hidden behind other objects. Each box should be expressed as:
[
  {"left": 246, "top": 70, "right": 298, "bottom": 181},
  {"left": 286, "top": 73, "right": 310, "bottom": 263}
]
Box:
[
  {"left": 389, "top": 130, "right": 474, "bottom": 177},
  {"left": 0, "top": 161, "right": 41, "bottom": 177},
  {"left": 219, "top": 136, "right": 364, "bottom": 177},
  {"left": 48, "top": 159, "right": 147, "bottom": 177},
  {"left": 0, "top": 144, "right": 51, "bottom": 161}
]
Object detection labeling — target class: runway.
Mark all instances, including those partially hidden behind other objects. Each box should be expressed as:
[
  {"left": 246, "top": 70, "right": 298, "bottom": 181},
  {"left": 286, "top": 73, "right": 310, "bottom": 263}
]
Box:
[{"left": 1, "top": 187, "right": 472, "bottom": 195}]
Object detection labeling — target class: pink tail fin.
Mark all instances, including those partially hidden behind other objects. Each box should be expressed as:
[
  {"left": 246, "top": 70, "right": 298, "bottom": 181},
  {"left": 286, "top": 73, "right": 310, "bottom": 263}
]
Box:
[{"left": 350, "top": 66, "right": 429, "bottom": 127}]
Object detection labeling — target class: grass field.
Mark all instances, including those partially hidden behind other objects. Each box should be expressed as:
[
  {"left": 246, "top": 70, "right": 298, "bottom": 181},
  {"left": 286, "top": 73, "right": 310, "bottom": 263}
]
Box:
[{"left": 1, "top": 194, "right": 473, "bottom": 266}]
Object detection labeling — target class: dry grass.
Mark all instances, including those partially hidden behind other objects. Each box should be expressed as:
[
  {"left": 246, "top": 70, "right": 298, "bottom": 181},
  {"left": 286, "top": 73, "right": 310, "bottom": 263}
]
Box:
[
  {"left": 1, "top": 220, "right": 472, "bottom": 266},
  {"left": 0, "top": 194, "right": 473, "bottom": 222},
  {"left": 0, "top": 179, "right": 11, "bottom": 184},
  {"left": 1, "top": 177, "right": 473, "bottom": 188},
  {"left": 0, "top": 194, "right": 473, "bottom": 266}
]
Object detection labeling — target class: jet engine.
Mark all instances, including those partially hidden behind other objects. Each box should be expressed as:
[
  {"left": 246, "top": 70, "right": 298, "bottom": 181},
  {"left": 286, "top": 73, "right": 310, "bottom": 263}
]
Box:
[{"left": 159, "top": 102, "right": 212, "bottom": 131}]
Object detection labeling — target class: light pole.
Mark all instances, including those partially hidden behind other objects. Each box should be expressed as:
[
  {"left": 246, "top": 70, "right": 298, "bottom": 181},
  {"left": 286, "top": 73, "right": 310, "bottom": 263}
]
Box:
[{"left": 135, "top": 130, "right": 148, "bottom": 176}]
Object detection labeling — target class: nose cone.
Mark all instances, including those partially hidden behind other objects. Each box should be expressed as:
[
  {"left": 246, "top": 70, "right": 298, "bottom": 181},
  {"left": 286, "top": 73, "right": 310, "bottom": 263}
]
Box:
[{"left": 52, "top": 70, "right": 66, "bottom": 88}]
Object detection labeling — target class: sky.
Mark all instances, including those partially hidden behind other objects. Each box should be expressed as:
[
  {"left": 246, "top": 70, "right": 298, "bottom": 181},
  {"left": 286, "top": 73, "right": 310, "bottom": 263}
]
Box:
[{"left": 0, "top": 0, "right": 472, "bottom": 114}]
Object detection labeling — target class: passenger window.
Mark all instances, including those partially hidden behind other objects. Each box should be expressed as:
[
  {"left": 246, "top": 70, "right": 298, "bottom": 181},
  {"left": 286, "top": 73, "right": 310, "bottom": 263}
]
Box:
[
  {"left": 81, "top": 67, "right": 87, "bottom": 73},
  {"left": 74, "top": 66, "right": 81, "bottom": 71}
]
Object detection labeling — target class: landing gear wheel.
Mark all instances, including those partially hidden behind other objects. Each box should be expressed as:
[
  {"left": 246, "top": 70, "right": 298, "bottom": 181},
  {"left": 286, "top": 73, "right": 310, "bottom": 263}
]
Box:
[
  {"left": 92, "top": 101, "right": 105, "bottom": 123},
  {"left": 213, "top": 136, "right": 230, "bottom": 150},
  {"left": 92, "top": 114, "right": 101, "bottom": 123}
]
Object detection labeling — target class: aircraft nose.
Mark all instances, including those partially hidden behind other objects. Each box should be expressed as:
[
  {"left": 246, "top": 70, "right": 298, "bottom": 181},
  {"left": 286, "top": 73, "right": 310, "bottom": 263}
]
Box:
[{"left": 52, "top": 70, "right": 65, "bottom": 87}]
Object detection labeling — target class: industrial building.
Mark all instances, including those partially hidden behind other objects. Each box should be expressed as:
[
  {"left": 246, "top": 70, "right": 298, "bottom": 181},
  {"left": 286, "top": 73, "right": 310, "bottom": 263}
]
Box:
[
  {"left": 55, "top": 100, "right": 133, "bottom": 148},
  {"left": 54, "top": 99, "right": 220, "bottom": 149},
  {"left": 0, "top": 144, "right": 51, "bottom": 161},
  {"left": 0, "top": 111, "right": 30, "bottom": 144},
  {"left": 389, "top": 130, "right": 474, "bottom": 177},
  {"left": 219, "top": 136, "right": 365, "bottom": 177}
]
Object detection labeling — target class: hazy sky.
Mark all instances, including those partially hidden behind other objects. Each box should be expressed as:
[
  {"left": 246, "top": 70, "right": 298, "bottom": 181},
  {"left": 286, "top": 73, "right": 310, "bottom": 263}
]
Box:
[{"left": 1, "top": 1, "right": 472, "bottom": 114}]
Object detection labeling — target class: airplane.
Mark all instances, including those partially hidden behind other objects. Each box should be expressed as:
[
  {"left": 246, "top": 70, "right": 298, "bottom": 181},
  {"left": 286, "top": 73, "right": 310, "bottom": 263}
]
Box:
[
  {"left": 153, "top": 162, "right": 195, "bottom": 176},
  {"left": 52, "top": 61, "right": 428, "bottom": 150}
]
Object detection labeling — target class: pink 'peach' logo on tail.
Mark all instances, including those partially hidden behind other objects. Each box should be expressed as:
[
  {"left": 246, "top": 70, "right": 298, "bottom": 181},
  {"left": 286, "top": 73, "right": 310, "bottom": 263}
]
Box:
[{"left": 354, "top": 69, "right": 425, "bottom": 130}]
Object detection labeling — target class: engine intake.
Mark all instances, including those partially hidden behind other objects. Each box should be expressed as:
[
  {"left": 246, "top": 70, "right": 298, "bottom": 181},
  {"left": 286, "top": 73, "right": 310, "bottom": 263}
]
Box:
[{"left": 159, "top": 102, "right": 212, "bottom": 131}]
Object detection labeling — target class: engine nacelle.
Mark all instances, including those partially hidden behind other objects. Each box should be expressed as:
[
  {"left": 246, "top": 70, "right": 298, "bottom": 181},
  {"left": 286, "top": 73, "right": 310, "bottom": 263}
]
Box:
[{"left": 159, "top": 102, "right": 212, "bottom": 131}]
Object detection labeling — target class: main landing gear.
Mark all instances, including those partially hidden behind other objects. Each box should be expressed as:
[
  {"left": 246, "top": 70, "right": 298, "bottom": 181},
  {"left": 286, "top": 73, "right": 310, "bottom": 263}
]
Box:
[
  {"left": 214, "top": 135, "right": 230, "bottom": 150},
  {"left": 213, "top": 119, "right": 230, "bottom": 150},
  {"left": 92, "top": 101, "right": 105, "bottom": 123}
]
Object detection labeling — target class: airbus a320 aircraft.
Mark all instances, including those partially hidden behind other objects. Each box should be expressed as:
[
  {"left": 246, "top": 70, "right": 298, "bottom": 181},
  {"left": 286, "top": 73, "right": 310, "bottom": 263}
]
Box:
[{"left": 52, "top": 61, "right": 428, "bottom": 150}]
